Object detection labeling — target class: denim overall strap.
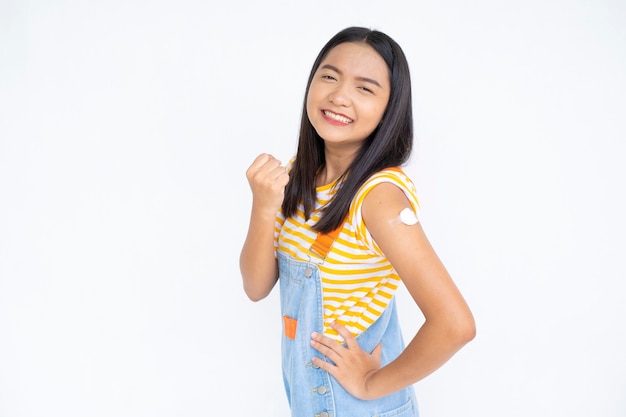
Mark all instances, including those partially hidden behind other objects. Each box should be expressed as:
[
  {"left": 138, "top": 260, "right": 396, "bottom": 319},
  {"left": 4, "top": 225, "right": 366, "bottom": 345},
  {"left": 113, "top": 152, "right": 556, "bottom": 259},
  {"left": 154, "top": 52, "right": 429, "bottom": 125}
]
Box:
[{"left": 309, "top": 221, "right": 343, "bottom": 260}]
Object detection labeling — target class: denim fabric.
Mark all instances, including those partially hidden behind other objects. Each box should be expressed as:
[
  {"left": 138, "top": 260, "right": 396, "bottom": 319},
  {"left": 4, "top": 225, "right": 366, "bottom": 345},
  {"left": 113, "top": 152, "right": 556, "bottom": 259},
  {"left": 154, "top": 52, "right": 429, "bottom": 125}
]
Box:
[{"left": 278, "top": 252, "right": 419, "bottom": 417}]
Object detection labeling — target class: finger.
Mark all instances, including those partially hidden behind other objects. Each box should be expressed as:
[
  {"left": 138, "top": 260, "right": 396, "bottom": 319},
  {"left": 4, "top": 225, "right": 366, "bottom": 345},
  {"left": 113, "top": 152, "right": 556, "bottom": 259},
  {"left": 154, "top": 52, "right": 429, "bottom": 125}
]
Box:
[
  {"left": 311, "top": 331, "right": 339, "bottom": 347},
  {"left": 251, "top": 153, "right": 274, "bottom": 169},
  {"left": 271, "top": 164, "right": 288, "bottom": 181},
  {"left": 248, "top": 155, "right": 287, "bottom": 186},
  {"left": 310, "top": 332, "right": 343, "bottom": 360},
  {"left": 278, "top": 169, "right": 289, "bottom": 186},
  {"left": 259, "top": 157, "right": 287, "bottom": 181},
  {"left": 256, "top": 154, "right": 286, "bottom": 174},
  {"left": 311, "top": 341, "right": 344, "bottom": 365},
  {"left": 330, "top": 321, "right": 358, "bottom": 350},
  {"left": 310, "top": 339, "right": 343, "bottom": 364},
  {"left": 247, "top": 153, "right": 275, "bottom": 179},
  {"left": 311, "top": 356, "right": 336, "bottom": 375}
]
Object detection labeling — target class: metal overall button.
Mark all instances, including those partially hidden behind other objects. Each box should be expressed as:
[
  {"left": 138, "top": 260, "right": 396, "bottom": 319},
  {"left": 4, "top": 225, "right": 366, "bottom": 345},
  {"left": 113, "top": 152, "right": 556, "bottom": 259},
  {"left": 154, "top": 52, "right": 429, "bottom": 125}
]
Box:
[
  {"left": 315, "top": 385, "right": 328, "bottom": 395},
  {"left": 304, "top": 266, "right": 313, "bottom": 278}
]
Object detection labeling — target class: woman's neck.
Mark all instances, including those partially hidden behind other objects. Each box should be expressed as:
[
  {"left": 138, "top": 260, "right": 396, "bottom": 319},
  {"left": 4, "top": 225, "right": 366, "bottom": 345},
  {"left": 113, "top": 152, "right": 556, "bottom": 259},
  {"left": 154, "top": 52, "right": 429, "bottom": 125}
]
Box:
[{"left": 316, "top": 147, "right": 358, "bottom": 187}]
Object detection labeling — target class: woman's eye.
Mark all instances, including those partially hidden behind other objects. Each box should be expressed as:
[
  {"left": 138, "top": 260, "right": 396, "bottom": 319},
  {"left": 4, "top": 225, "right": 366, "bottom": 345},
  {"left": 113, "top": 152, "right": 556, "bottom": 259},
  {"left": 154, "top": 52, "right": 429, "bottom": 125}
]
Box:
[
  {"left": 359, "top": 86, "right": 373, "bottom": 94},
  {"left": 322, "top": 74, "right": 337, "bottom": 81}
]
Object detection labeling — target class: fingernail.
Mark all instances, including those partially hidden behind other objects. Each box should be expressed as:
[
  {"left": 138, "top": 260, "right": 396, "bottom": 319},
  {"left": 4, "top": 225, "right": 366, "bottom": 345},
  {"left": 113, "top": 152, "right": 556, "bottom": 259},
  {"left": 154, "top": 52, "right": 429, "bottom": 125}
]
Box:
[{"left": 311, "top": 332, "right": 319, "bottom": 338}]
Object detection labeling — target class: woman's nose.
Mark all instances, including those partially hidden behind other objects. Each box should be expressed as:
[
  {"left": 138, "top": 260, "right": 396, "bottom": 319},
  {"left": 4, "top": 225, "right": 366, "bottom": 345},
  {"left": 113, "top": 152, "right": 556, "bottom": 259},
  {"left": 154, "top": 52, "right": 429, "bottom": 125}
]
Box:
[{"left": 328, "top": 86, "right": 351, "bottom": 106}]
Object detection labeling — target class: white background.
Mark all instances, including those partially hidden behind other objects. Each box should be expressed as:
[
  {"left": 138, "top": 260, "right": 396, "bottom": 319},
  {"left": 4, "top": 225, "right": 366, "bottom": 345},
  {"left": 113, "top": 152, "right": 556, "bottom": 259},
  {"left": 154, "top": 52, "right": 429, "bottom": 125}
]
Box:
[{"left": 1, "top": 1, "right": 625, "bottom": 416}]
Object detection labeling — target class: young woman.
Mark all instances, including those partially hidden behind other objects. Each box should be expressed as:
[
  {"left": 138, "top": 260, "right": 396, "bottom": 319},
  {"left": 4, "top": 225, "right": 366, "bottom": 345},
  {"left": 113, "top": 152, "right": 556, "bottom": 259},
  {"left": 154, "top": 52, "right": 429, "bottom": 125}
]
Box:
[{"left": 240, "top": 26, "right": 475, "bottom": 417}]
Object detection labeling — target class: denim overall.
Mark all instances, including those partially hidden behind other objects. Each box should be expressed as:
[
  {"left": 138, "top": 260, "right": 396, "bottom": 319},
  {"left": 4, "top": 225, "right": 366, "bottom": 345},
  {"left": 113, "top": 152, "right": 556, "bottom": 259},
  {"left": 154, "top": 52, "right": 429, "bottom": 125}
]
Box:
[{"left": 278, "top": 249, "right": 419, "bottom": 417}]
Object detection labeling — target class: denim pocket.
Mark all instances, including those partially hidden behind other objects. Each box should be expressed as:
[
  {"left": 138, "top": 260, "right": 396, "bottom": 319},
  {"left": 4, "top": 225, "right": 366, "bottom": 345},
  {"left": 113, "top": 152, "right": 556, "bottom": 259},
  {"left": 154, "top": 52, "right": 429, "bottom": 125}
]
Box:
[
  {"left": 282, "top": 315, "right": 298, "bottom": 339},
  {"left": 373, "top": 397, "right": 416, "bottom": 417}
]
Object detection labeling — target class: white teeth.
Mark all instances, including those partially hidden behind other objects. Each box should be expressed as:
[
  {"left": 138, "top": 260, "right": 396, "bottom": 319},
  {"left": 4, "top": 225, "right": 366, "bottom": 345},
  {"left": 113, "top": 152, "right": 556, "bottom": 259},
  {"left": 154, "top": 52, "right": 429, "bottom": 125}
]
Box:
[{"left": 324, "top": 110, "right": 353, "bottom": 124}]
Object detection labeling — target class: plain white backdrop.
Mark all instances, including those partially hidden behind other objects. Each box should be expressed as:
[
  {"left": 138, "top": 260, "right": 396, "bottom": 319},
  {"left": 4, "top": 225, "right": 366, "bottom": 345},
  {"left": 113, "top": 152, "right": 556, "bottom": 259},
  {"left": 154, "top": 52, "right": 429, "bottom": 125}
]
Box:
[{"left": 1, "top": 1, "right": 625, "bottom": 416}]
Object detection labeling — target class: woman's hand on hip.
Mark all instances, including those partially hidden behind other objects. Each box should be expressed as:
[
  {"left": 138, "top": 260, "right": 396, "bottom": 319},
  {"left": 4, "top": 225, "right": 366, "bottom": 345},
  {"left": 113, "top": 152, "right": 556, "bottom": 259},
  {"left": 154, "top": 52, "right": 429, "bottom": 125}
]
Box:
[{"left": 310, "top": 321, "right": 382, "bottom": 400}]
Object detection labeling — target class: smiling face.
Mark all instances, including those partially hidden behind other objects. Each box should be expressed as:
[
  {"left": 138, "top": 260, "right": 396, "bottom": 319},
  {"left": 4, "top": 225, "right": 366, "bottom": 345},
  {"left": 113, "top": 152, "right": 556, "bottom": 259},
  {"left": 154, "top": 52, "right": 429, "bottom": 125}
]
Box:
[{"left": 306, "top": 42, "right": 391, "bottom": 153}]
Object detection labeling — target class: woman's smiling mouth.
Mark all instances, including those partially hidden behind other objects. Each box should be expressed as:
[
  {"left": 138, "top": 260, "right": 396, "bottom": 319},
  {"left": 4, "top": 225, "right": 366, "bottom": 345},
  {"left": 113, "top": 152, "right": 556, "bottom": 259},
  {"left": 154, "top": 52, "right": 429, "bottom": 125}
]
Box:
[{"left": 323, "top": 110, "right": 353, "bottom": 125}]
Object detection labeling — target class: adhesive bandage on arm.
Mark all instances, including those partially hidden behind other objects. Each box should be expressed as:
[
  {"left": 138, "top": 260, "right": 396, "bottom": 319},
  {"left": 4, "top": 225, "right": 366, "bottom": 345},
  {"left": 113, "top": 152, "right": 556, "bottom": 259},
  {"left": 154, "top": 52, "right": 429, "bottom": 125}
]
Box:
[{"left": 398, "top": 207, "right": 419, "bottom": 226}]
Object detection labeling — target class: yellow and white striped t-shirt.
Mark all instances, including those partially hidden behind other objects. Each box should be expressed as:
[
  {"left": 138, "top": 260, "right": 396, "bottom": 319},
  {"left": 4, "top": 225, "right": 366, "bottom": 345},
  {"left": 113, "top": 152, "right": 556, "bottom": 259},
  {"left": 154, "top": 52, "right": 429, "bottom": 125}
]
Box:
[{"left": 274, "top": 167, "right": 420, "bottom": 341}]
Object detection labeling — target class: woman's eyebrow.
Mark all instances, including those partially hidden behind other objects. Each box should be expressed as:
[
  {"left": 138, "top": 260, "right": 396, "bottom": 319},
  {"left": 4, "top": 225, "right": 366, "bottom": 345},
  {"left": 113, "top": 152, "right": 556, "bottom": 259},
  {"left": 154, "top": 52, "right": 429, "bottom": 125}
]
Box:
[{"left": 320, "top": 64, "right": 383, "bottom": 88}]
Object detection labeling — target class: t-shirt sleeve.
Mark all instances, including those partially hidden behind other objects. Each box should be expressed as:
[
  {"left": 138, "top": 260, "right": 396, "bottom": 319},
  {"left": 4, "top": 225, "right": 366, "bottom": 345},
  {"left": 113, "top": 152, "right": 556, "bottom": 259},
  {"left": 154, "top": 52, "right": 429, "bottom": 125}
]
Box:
[{"left": 349, "top": 168, "right": 421, "bottom": 256}]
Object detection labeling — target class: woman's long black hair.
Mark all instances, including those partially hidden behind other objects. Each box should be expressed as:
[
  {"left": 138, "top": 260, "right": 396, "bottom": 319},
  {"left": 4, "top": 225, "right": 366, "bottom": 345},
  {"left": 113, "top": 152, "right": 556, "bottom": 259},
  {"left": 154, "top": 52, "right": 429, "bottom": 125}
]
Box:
[{"left": 282, "top": 26, "right": 414, "bottom": 233}]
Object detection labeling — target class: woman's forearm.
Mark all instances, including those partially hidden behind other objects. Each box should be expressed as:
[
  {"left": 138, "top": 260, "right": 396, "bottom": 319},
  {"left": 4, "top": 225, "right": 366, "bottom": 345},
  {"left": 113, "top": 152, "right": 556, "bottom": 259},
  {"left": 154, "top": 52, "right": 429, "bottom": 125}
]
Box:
[
  {"left": 239, "top": 204, "right": 279, "bottom": 301},
  {"left": 366, "top": 315, "right": 476, "bottom": 399}
]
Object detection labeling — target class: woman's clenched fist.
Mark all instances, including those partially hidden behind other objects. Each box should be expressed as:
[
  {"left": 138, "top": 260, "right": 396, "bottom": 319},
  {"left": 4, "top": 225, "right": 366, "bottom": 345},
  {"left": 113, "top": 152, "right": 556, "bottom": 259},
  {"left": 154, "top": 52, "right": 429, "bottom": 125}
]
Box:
[{"left": 245, "top": 153, "right": 289, "bottom": 215}]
